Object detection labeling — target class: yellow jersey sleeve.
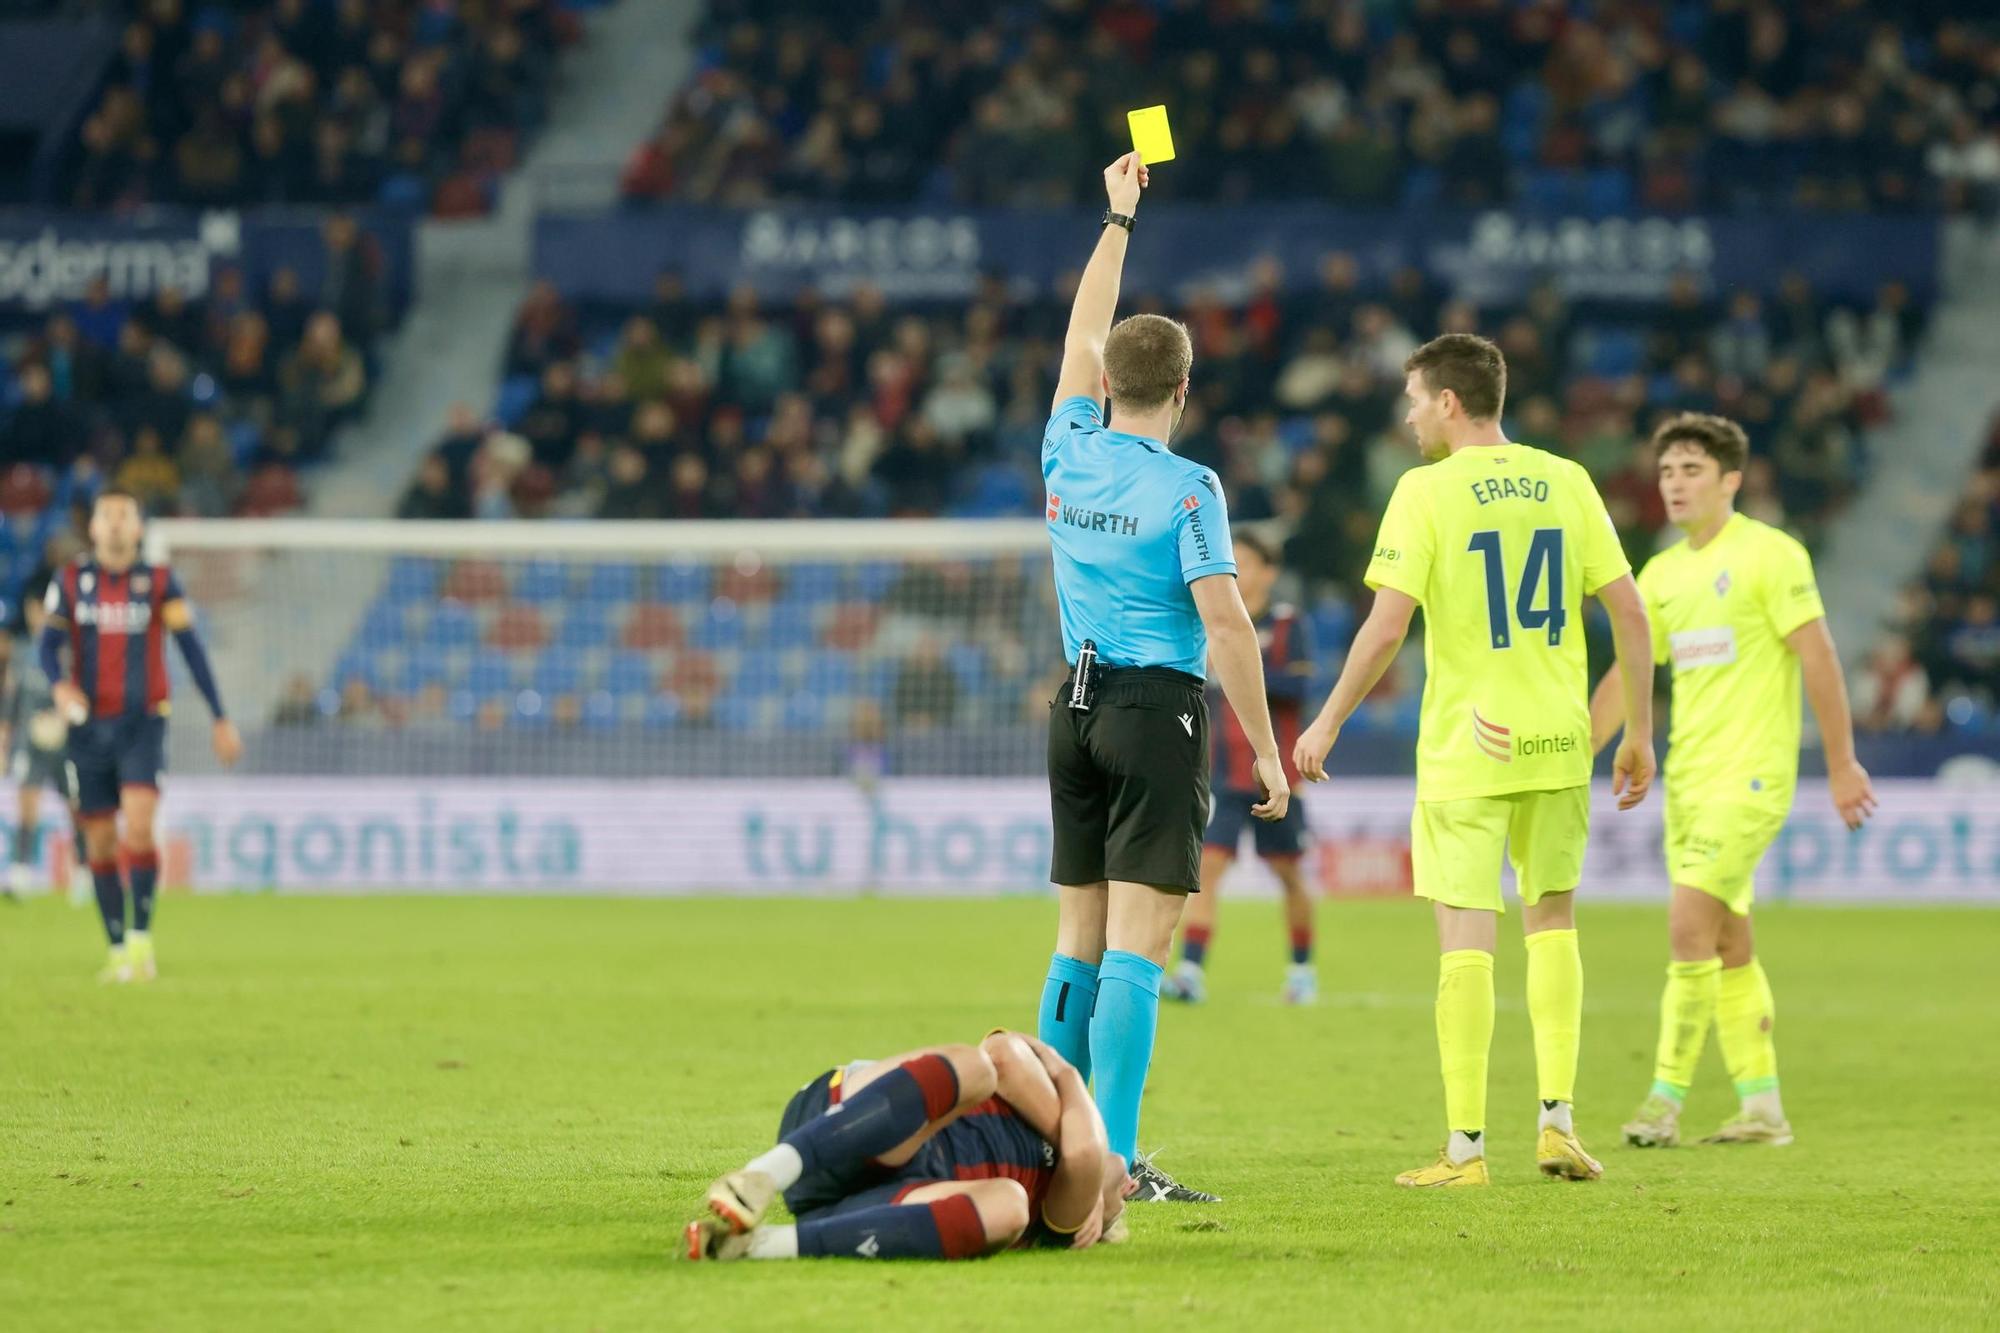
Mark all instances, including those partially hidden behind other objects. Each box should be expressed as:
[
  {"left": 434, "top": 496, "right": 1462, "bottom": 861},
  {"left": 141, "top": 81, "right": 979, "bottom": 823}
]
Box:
[
  {"left": 1635, "top": 556, "right": 1671, "bottom": 664},
  {"left": 1365, "top": 471, "right": 1432, "bottom": 602},
  {"left": 1758, "top": 531, "right": 1825, "bottom": 642},
  {"left": 1572, "top": 463, "right": 1631, "bottom": 595}
]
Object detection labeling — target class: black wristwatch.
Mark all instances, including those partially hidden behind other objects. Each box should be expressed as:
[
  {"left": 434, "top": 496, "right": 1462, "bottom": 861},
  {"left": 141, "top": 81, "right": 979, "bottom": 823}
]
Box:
[{"left": 1101, "top": 209, "right": 1136, "bottom": 233}]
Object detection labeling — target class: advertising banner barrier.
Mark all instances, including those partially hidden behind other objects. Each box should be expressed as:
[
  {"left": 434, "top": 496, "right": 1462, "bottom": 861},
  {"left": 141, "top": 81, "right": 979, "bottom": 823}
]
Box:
[
  {"left": 0, "top": 208, "right": 415, "bottom": 315},
  {"left": 535, "top": 206, "right": 1938, "bottom": 307},
  {"left": 5, "top": 778, "right": 1991, "bottom": 904}
]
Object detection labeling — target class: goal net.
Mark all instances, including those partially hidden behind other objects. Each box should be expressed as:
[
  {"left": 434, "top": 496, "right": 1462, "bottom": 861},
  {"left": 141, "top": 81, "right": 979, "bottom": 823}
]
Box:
[{"left": 144, "top": 518, "right": 1080, "bottom": 894}]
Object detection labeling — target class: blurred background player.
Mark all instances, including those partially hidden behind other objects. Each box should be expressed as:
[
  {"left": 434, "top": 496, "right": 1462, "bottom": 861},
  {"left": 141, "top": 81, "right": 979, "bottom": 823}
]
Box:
[
  {"left": 1295, "top": 334, "right": 1657, "bottom": 1188},
  {"left": 40, "top": 491, "right": 243, "bottom": 982},
  {"left": 1593, "top": 414, "right": 1876, "bottom": 1151},
  {"left": 3, "top": 584, "right": 89, "bottom": 902},
  {"left": 1165, "top": 529, "right": 1321, "bottom": 1006},
  {"left": 687, "top": 1030, "right": 1125, "bottom": 1261}
]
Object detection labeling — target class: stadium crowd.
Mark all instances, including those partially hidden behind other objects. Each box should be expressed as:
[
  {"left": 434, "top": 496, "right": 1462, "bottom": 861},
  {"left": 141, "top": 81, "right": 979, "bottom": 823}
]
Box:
[
  {"left": 1859, "top": 411, "right": 2000, "bottom": 735},
  {"left": 1, "top": 214, "right": 395, "bottom": 612},
  {"left": 410, "top": 258, "right": 1919, "bottom": 575},
  {"left": 67, "top": 0, "right": 575, "bottom": 216},
  {"left": 625, "top": 0, "right": 2000, "bottom": 217}
]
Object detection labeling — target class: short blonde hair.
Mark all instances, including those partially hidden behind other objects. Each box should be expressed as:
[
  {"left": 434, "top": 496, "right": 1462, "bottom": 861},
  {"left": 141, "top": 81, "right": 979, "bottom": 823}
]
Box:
[{"left": 1102, "top": 314, "right": 1192, "bottom": 411}]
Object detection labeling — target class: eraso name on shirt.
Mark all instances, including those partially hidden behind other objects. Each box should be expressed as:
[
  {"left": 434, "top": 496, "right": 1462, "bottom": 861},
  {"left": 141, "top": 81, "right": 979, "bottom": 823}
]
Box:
[{"left": 1468, "top": 476, "right": 1553, "bottom": 505}]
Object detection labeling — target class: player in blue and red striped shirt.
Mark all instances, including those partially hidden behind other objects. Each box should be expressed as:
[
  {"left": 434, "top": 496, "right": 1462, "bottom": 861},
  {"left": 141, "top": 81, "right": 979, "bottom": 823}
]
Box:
[
  {"left": 1165, "top": 530, "right": 1323, "bottom": 1005},
  {"left": 686, "top": 1030, "right": 1127, "bottom": 1261},
  {"left": 40, "top": 490, "right": 241, "bottom": 982}
]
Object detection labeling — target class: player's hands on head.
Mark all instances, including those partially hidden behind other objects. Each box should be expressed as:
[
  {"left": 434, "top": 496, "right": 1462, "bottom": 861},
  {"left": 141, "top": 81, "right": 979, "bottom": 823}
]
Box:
[
  {"left": 1102, "top": 152, "right": 1148, "bottom": 214},
  {"left": 1292, "top": 719, "right": 1338, "bottom": 783},
  {"left": 212, "top": 718, "right": 244, "bottom": 767},
  {"left": 1829, "top": 759, "right": 1877, "bottom": 831},
  {"left": 1611, "top": 734, "right": 1655, "bottom": 810},
  {"left": 1071, "top": 1190, "right": 1106, "bottom": 1250},
  {"left": 1251, "top": 752, "right": 1291, "bottom": 821}
]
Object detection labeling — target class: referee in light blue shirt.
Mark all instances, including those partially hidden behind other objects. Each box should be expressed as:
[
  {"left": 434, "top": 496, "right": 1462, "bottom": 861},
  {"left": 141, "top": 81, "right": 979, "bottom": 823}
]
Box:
[{"left": 1035, "top": 153, "right": 1290, "bottom": 1205}]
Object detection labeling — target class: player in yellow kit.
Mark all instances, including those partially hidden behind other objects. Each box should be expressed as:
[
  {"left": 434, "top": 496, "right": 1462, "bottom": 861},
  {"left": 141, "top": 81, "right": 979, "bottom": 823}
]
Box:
[
  {"left": 1295, "top": 334, "right": 1658, "bottom": 1187},
  {"left": 1591, "top": 414, "right": 1876, "bottom": 1150}
]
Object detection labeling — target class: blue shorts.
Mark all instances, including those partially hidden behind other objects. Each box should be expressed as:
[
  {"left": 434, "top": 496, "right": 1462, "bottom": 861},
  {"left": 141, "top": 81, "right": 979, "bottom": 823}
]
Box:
[
  {"left": 1203, "top": 787, "right": 1307, "bottom": 860},
  {"left": 66, "top": 715, "right": 166, "bottom": 817}
]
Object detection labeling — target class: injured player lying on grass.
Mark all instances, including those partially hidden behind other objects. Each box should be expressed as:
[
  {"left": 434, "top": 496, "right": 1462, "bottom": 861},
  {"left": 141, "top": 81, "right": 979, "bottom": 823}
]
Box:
[{"left": 685, "top": 1030, "right": 1131, "bottom": 1260}]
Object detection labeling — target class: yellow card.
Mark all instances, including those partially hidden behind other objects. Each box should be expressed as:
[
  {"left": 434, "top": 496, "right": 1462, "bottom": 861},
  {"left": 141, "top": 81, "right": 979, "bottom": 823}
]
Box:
[{"left": 1126, "top": 105, "right": 1175, "bottom": 165}]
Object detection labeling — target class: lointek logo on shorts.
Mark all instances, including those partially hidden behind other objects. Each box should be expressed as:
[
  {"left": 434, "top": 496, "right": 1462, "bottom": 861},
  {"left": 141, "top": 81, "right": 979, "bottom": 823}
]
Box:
[{"left": 1670, "top": 625, "right": 1737, "bottom": 670}]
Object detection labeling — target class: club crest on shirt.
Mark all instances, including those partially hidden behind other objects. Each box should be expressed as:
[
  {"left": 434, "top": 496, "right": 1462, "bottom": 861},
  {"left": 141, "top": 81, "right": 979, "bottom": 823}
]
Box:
[
  {"left": 132, "top": 572, "right": 151, "bottom": 596},
  {"left": 1714, "top": 570, "right": 1732, "bottom": 598},
  {"left": 80, "top": 571, "right": 95, "bottom": 594}
]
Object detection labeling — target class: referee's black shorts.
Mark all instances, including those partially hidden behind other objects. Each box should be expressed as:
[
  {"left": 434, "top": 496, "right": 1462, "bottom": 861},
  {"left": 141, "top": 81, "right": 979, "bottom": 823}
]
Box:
[{"left": 1047, "top": 665, "right": 1210, "bottom": 893}]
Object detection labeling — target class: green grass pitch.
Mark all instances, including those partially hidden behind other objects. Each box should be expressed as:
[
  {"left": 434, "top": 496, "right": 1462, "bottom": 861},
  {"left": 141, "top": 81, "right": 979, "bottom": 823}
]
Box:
[{"left": 3, "top": 894, "right": 1996, "bottom": 1331}]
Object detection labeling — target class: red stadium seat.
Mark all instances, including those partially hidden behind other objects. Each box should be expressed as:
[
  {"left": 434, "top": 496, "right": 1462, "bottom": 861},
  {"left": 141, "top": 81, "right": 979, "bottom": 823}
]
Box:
[
  {"left": 443, "top": 560, "right": 510, "bottom": 603},
  {"left": 821, "top": 603, "right": 881, "bottom": 652},
  {"left": 621, "top": 603, "right": 685, "bottom": 651},
  {"left": 487, "top": 604, "right": 549, "bottom": 652}
]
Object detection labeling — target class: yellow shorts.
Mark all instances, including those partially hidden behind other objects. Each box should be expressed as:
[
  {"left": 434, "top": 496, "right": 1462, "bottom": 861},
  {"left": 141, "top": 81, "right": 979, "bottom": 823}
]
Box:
[
  {"left": 1410, "top": 785, "right": 1590, "bottom": 914},
  {"left": 1665, "top": 795, "right": 1790, "bottom": 916}
]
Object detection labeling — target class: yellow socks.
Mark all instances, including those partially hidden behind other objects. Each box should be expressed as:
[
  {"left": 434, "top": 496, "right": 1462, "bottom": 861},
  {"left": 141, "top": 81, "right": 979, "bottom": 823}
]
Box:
[
  {"left": 1437, "top": 949, "right": 1495, "bottom": 1151},
  {"left": 1524, "top": 928, "right": 1583, "bottom": 1106},
  {"left": 1652, "top": 958, "right": 1722, "bottom": 1101},
  {"left": 1717, "top": 957, "right": 1780, "bottom": 1102}
]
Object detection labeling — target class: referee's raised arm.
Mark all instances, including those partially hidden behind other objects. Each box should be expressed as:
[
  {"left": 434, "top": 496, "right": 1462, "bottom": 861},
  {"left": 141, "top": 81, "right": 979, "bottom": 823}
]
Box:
[
  {"left": 1031, "top": 154, "right": 1287, "bottom": 1204},
  {"left": 1049, "top": 154, "right": 1149, "bottom": 412}
]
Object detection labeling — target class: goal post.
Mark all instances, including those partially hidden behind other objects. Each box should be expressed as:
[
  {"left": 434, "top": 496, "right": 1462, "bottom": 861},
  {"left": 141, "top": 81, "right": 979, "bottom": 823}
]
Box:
[{"left": 142, "top": 517, "right": 1076, "bottom": 894}]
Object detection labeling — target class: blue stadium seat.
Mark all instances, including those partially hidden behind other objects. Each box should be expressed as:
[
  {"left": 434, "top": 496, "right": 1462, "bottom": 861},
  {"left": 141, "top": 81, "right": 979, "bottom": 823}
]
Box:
[
  {"left": 333, "top": 651, "right": 379, "bottom": 692},
  {"left": 1399, "top": 168, "right": 1443, "bottom": 210},
  {"left": 493, "top": 374, "right": 539, "bottom": 427},
  {"left": 466, "top": 655, "right": 517, "bottom": 698},
  {"left": 853, "top": 561, "right": 898, "bottom": 599},
  {"left": 385, "top": 557, "right": 437, "bottom": 603},
  {"left": 1522, "top": 169, "right": 1574, "bottom": 215},
  {"left": 1579, "top": 328, "right": 1643, "bottom": 379},
  {"left": 532, "top": 653, "right": 584, "bottom": 696},
  {"left": 781, "top": 691, "right": 826, "bottom": 732},
  {"left": 582, "top": 689, "right": 622, "bottom": 730},
  {"left": 953, "top": 465, "right": 1030, "bottom": 517},
  {"left": 585, "top": 562, "right": 638, "bottom": 603},
  {"left": 765, "top": 611, "right": 820, "bottom": 650},
  {"left": 1502, "top": 85, "right": 1546, "bottom": 162},
  {"left": 643, "top": 693, "right": 682, "bottom": 728},
  {"left": 656, "top": 564, "right": 711, "bottom": 603},
  {"left": 605, "top": 651, "right": 658, "bottom": 698},
  {"left": 946, "top": 643, "right": 990, "bottom": 692},
  {"left": 513, "top": 559, "right": 571, "bottom": 603},
  {"left": 377, "top": 172, "right": 428, "bottom": 212},
  {"left": 732, "top": 652, "right": 787, "bottom": 697},
  {"left": 425, "top": 603, "right": 482, "bottom": 651},
  {"left": 553, "top": 607, "right": 611, "bottom": 651},
  {"left": 1311, "top": 600, "right": 1356, "bottom": 650},
  {"left": 397, "top": 649, "right": 452, "bottom": 694},
  {"left": 714, "top": 693, "right": 764, "bottom": 733},
  {"left": 856, "top": 660, "right": 896, "bottom": 700},
  {"left": 1586, "top": 168, "right": 1634, "bottom": 216},
  {"left": 783, "top": 562, "right": 846, "bottom": 603},
  {"left": 801, "top": 649, "right": 855, "bottom": 696},
  {"left": 687, "top": 606, "right": 746, "bottom": 651},
  {"left": 356, "top": 602, "right": 410, "bottom": 652}
]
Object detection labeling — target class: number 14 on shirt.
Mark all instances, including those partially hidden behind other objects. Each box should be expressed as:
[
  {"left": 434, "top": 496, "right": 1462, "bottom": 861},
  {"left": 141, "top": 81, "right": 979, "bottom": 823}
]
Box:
[{"left": 1467, "top": 528, "right": 1567, "bottom": 649}]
